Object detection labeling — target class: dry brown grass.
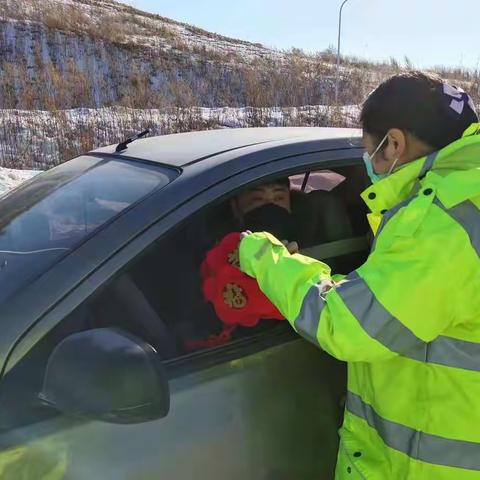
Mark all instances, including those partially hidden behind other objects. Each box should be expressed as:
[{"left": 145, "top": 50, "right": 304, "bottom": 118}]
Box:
[
  {"left": 42, "top": 4, "right": 91, "bottom": 33},
  {"left": 0, "top": 105, "right": 352, "bottom": 169}
]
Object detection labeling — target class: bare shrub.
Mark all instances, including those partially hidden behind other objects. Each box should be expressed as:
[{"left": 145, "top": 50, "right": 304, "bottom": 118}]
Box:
[
  {"left": 87, "top": 14, "right": 128, "bottom": 44},
  {"left": 42, "top": 4, "right": 91, "bottom": 33},
  {"left": 169, "top": 80, "right": 198, "bottom": 108},
  {"left": 0, "top": 104, "right": 362, "bottom": 170}
]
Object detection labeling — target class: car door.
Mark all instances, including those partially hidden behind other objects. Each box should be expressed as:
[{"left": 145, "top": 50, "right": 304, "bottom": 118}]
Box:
[
  {"left": 32, "top": 336, "right": 345, "bottom": 480},
  {"left": 0, "top": 148, "right": 364, "bottom": 480}
]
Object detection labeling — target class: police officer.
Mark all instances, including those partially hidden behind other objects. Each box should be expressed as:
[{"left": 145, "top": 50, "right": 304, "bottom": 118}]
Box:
[{"left": 239, "top": 71, "right": 480, "bottom": 479}]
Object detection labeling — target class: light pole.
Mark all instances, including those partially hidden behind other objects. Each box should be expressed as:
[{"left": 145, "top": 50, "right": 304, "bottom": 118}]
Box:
[{"left": 335, "top": 0, "right": 351, "bottom": 104}]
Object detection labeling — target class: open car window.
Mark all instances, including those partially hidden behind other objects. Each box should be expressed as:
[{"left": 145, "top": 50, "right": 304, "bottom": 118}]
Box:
[
  {"left": 125, "top": 164, "right": 370, "bottom": 356},
  {"left": 0, "top": 156, "right": 174, "bottom": 304}
]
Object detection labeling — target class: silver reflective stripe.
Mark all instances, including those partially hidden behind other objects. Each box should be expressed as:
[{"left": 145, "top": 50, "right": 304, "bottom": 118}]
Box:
[
  {"left": 336, "top": 271, "right": 480, "bottom": 370},
  {"left": 294, "top": 281, "right": 330, "bottom": 346},
  {"left": 418, "top": 151, "right": 439, "bottom": 179},
  {"left": 346, "top": 391, "right": 480, "bottom": 471},
  {"left": 255, "top": 240, "right": 272, "bottom": 260},
  {"left": 336, "top": 272, "right": 426, "bottom": 359},
  {"left": 434, "top": 198, "right": 480, "bottom": 257},
  {"left": 428, "top": 336, "right": 480, "bottom": 371}
]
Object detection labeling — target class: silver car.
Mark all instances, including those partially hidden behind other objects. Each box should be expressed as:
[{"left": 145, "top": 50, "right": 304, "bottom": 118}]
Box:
[{"left": 0, "top": 127, "right": 369, "bottom": 479}]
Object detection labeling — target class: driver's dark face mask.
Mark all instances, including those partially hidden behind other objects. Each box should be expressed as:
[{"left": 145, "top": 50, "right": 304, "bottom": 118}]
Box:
[{"left": 243, "top": 203, "right": 295, "bottom": 241}]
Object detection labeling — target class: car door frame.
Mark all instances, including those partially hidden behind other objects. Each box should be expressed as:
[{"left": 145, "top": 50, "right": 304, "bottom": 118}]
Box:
[{"left": 2, "top": 145, "right": 364, "bottom": 377}]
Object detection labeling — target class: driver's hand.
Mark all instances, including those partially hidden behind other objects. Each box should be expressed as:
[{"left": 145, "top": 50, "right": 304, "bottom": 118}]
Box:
[
  {"left": 240, "top": 230, "right": 252, "bottom": 240},
  {"left": 282, "top": 240, "right": 299, "bottom": 254},
  {"left": 240, "top": 231, "right": 299, "bottom": 255}
]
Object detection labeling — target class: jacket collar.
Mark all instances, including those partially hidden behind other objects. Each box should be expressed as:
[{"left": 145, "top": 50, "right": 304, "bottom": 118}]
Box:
[
  {"left": 361, "top": 123, "right": 480, "bottom": 213},
  {"left": 361, "top": 157, "right": 424, "bottom": 214}
]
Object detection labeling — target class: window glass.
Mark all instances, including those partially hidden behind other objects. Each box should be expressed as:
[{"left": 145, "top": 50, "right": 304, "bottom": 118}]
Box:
[
  {"left": 0, "top": 156, "right": 174, "bottom": 303},
  {"left": 289, "top": 170, "right": 346, "bottom": 193}
]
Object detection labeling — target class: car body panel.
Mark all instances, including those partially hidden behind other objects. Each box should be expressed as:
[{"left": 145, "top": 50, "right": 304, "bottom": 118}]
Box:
[
  {"left": 93, "top": 127, "right": 361, "bottom": 167},
  {"left": 2, "top": 339, "right": 345, "bottom": 480}
]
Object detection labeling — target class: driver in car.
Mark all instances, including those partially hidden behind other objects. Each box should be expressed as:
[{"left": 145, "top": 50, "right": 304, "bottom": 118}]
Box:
[
  {"left": 182, "top": 178, "right": 300, "bottom": 351},
  {"left": 230, "top": 178, "right": 299, "bottom": 254}
]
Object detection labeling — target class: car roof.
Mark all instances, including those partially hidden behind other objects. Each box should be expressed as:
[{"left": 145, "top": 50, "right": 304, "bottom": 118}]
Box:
[{"left": 93, "top": 127, "right": 361, "bottom": 168}]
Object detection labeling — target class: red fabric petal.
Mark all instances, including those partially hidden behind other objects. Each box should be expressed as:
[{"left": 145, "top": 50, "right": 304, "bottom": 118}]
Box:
[
  {"left": 201, "top": 233, "right": 284, "bottom": 327},
  {"left": 201, "top": 232, "right": 242, "bottom": 281},
  {"left": 184, "top": 326, "right": 236, "bottom": 352}
]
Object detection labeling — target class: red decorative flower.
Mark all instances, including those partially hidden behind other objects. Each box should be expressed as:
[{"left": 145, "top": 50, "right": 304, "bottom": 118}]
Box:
[
  {"left": 201, "top": 232, "right": 242, "bottom": 277},
  {"left": 201, "top": 233, "right": 284, "bottom": 327}
]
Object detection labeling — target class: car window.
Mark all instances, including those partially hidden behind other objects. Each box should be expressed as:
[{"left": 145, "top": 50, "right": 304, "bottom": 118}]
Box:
[
  {"left": 126, "top": 164, "right": 370, "bottom": 355},
  {"left": 0, "top": 156, "right": 174, "bottom": 304}
]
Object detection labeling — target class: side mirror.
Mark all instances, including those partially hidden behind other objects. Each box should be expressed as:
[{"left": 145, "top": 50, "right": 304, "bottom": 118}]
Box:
[{"left": 40, "top": 328, "right": 170, "bottom": 424}]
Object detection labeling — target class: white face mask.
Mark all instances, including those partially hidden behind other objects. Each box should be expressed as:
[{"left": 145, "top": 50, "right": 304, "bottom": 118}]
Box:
[{"left": 362, "top": 134, "right": 399, "bottom": 183}]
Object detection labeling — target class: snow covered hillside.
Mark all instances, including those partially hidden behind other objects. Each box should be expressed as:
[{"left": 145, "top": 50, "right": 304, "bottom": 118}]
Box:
[
  {"left": 0, "top": 0, "right": 350, "bottom": 110},
  {"left": 1, "top": 0, "right": 280, "bottom": 62}
]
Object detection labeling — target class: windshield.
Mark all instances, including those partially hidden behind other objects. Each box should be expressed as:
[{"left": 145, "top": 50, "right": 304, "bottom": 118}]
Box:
[{"left": 0, "top": 155, "right": 174, "bottom": 303}]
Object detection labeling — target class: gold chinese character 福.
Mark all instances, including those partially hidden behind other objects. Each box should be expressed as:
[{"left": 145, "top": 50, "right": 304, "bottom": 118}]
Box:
[
  {"left": 223, "top": 283, "right": 247, "bottom": 309},
  {"left": 227, "top": 249, "right": 240, "bottom": 268}
]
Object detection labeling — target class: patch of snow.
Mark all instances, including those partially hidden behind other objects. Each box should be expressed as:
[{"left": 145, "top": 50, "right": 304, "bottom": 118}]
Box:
[{"left": 0, "top": 167, "right": 40, "bottom": 196}]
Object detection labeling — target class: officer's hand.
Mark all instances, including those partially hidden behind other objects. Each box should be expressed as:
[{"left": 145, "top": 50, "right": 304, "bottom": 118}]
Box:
[{"left": 240, "top": 231, "right": 299, "bottom": 254}]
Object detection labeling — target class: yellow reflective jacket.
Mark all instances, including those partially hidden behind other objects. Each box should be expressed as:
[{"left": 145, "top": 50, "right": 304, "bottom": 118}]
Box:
[
  {"left": 0, "top": 437, "right": 67, "bottom": 480},
  {"left": 240, "top": 124, "right": 480, "bottom": 479}
]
